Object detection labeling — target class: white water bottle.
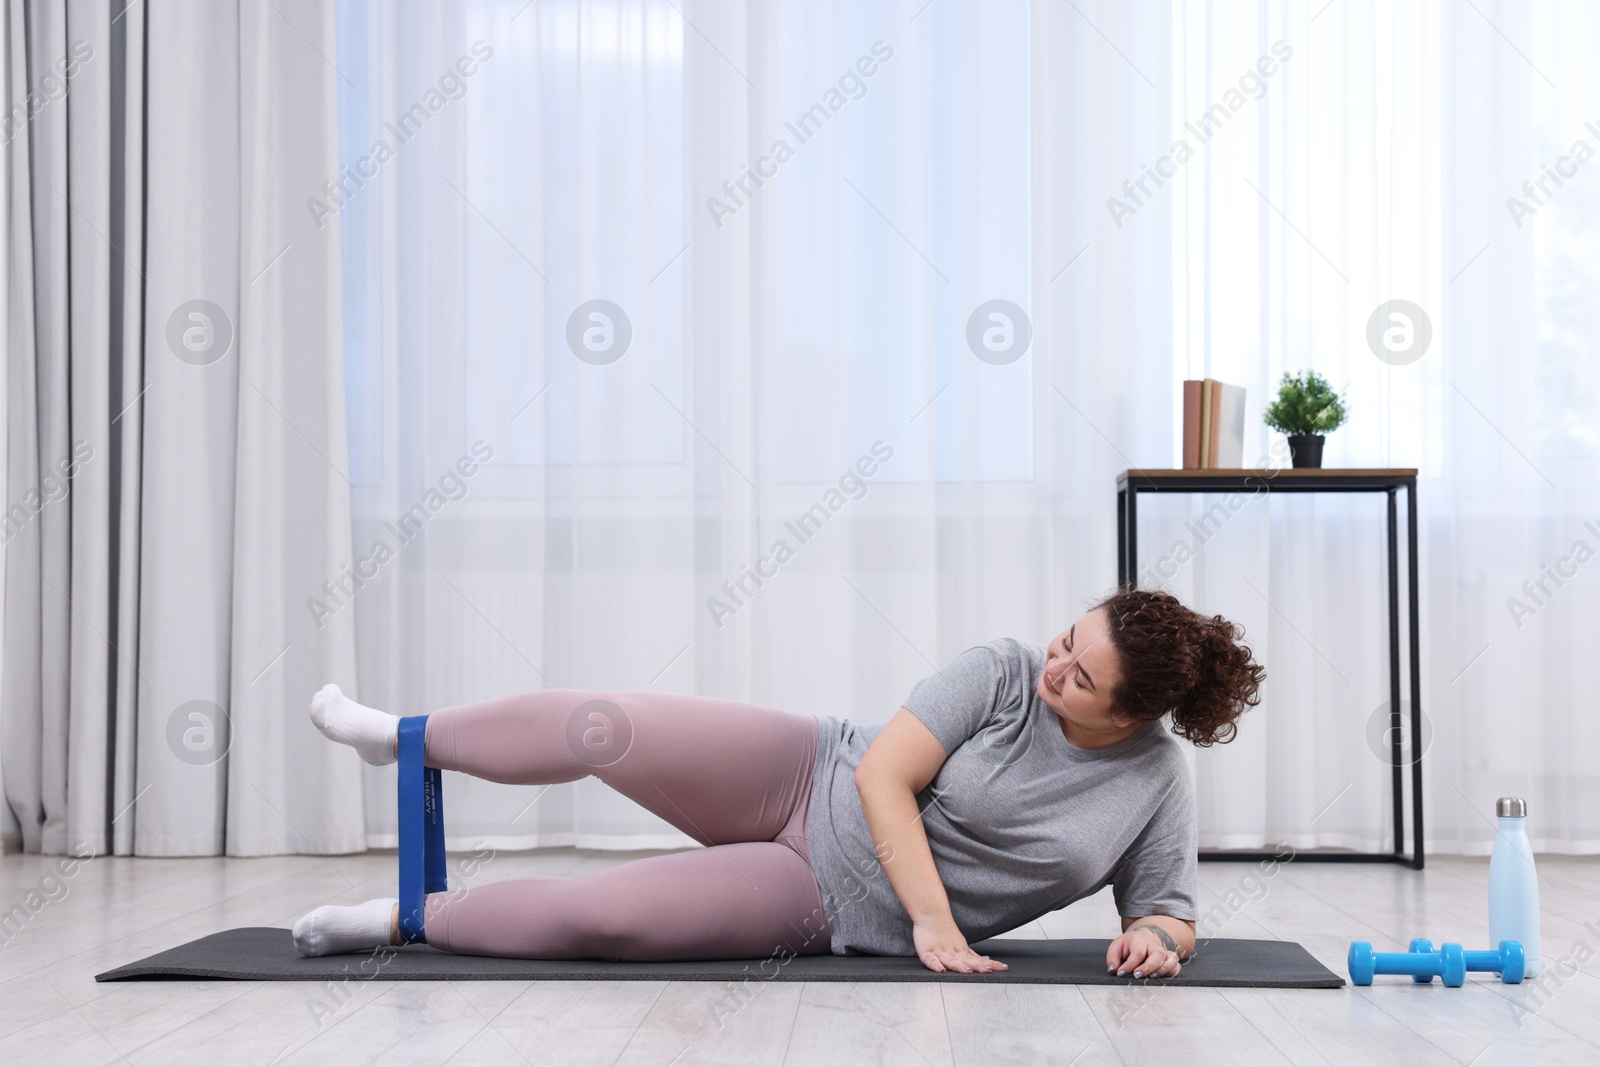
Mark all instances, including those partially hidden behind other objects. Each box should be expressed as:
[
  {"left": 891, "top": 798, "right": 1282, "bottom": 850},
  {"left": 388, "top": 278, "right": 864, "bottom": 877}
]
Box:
[{"left": 1488, "top": 796, "right": 1541, "bottom": 978}]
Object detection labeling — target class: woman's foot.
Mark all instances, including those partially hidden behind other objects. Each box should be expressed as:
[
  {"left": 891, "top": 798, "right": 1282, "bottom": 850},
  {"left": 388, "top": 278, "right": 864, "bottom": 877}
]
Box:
[
  {"left": 309, "top": 683, "right": 398, "bottom": 766},
  {"left": 292, "top": 898, "right": 401, "bottom": 956}
]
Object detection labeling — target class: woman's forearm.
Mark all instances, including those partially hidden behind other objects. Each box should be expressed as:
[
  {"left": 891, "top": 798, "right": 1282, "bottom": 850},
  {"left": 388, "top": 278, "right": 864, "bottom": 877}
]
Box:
[{"left": 854, "top": 768, "right": 955, "bottom": 924}]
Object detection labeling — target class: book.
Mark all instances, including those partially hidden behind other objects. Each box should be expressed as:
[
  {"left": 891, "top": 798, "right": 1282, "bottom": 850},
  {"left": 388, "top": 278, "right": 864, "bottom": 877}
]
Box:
[
  {"left": 1182, "top": 381, "right": 1202, "bottom": 469},
  {"left": 1214, "top": 382, "right": 1245, "bottom": 467},
  {"left": 1199, "top": 380, "right": 1213, "bottom": 468}
]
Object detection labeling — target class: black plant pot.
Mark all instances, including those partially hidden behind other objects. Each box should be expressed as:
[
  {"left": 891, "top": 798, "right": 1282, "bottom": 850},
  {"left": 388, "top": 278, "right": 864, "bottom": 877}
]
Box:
[{"left": 1287, "top": 434, "right": 1325, "bottom": 468}]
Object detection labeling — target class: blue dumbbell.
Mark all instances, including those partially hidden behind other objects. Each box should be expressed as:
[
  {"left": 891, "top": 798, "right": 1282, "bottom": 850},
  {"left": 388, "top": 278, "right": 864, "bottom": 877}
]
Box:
[
  {"left": 1407, "top": 938, "right": 1525, "bottom": 984},
  {"left": 1407, "top": 939, "right": 1435, "bottom": 983},
  {"left": 1348, "top": 941, "right": 1466, "bottom": 987},
  {"left": 1463, "top": 941, "right": 1525, "bottom": 984}
]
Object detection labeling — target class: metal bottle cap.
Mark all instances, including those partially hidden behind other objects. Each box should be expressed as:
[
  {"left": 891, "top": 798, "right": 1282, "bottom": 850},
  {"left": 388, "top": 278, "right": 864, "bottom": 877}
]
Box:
[{"left": 1496, "top": 797, "right": 1527, "bottom": 818}]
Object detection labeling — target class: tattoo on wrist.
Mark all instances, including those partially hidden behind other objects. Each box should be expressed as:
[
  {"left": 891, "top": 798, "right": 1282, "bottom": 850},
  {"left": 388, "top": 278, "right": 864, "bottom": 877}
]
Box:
[{"left": 1131, "top": 923, "right": 1178, "bottom": 954}]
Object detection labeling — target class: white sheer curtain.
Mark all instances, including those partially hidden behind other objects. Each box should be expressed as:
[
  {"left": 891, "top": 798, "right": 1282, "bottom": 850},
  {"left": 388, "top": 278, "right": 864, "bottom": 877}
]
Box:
[
  {"left": 334, "top": 0, "right": 1174, "bottom": 851},
  {"left": 1169, "top": 0, "right": 1600, "bottom": 854},
  {"left": 335, "top": 0, "right": 1599, "bottom": 857}
]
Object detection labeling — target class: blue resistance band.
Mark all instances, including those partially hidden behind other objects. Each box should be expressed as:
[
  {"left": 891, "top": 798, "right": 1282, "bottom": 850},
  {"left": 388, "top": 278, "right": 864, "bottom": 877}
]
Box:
[{"left": 396, "top": 715, "right": 447, "bottom": 944}]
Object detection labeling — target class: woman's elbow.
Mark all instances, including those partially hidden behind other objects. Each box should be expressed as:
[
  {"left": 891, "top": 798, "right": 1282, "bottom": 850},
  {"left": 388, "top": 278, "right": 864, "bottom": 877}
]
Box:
[{"left": 854, "top": 758, "right": 899, "bottom": 799}]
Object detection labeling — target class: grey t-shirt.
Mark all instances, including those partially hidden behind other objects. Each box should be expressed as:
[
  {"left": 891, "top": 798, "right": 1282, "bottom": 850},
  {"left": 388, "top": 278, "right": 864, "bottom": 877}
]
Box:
[{"left": 804, "top": 637, "right": 1198, "bottom": 956}]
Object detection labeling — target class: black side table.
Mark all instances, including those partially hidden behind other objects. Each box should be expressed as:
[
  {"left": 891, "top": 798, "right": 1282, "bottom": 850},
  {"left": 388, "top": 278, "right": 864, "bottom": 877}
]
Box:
[{"left": 1115, "top": 468, "right": 1423, "bottom": 869}]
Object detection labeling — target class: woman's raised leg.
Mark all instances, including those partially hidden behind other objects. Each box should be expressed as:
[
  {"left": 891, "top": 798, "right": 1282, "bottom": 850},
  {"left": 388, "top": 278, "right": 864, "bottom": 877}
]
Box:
[{"left": 423, "top": 688, "right": 819, "bottom": 854}]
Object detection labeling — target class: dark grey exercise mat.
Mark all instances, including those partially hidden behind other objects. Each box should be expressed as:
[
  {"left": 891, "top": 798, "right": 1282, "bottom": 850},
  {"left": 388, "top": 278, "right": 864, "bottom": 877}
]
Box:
[{"left": 96, "top": 928, "right": 1343, "bottom": 987}]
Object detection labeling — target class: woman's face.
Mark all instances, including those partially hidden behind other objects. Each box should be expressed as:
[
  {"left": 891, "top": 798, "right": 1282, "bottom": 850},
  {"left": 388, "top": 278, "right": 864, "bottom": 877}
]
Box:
[{"left": 1036, "top": 607, "right": 1135, "bottom": 743}]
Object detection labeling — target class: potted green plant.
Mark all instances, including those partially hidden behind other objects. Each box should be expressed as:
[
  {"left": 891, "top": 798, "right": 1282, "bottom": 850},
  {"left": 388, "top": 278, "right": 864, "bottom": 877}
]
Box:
[{"left": 1263, "top": 370, "right": 1348, "bottom": 468}]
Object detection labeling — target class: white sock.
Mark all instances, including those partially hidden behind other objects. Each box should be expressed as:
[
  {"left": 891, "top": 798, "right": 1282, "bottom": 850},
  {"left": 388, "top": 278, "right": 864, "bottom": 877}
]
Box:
[
  {"left": 310, "top": 683, "right": 398, "bottom": 766},
  {"left": 292, "top": 898, "right": 399, "bottom": 957}
]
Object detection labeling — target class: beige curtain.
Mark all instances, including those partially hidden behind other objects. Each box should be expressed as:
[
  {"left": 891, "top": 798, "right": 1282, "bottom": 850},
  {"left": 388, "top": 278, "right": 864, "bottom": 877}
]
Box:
[{"left": 2, "top": 0, "right": 362, "bottom": 857}]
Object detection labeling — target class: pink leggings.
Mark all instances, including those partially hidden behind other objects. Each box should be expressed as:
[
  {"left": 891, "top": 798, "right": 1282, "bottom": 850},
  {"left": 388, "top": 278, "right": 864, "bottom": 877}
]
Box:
[{"left": 419, "top": 689, "right": 831, "bottom": 961}]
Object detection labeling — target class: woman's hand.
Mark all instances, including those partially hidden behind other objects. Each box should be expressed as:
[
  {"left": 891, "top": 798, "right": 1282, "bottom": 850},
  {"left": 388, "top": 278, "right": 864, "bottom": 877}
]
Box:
[
  {"left": 1107, "top": 925, "right": 1183, "bottom": 979},
  {"left": 912, "top": 916, "right": 1008, "bottom": 974}
]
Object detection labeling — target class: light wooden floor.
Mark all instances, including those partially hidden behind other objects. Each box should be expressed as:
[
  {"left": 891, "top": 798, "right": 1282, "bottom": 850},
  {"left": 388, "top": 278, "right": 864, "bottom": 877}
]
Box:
[{"left": 2, "top": 848, "right": 1597, "bottom": 1066}]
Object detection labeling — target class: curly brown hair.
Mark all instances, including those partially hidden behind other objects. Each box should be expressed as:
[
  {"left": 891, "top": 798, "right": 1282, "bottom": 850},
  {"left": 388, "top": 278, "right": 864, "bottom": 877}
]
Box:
[{"left": 1091, "top": 589, "right": 1265, "bottom": 746}]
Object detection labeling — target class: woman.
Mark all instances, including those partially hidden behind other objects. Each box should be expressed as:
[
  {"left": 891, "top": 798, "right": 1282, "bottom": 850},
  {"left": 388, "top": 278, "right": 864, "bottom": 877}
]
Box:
[{"left": 294, "top": 588, "right": 1264, "bottom": 978}]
